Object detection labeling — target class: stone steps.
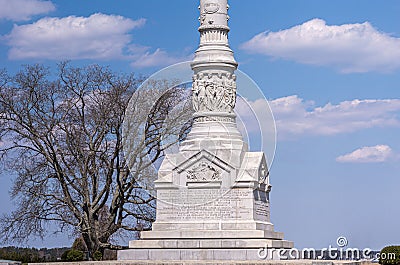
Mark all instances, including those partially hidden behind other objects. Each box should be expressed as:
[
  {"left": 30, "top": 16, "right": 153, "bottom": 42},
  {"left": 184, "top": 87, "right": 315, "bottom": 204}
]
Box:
[
  {"left": 119, "top": 247, "right": 288, "bottom": 261},
  {"left": 129, "top": 238, "right": 294, "bottom": 249},
  {"left": 140, "top": 230, "right": 285, "bottom": 240},
  {"left": 151, "top": 221, "right": 275, "bottom": 231}
]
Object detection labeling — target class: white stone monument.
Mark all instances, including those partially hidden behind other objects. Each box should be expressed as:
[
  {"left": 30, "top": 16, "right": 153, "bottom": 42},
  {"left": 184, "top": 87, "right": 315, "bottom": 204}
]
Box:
[{"left": 118, "top": 0, "right": 293, "bottom": 261}]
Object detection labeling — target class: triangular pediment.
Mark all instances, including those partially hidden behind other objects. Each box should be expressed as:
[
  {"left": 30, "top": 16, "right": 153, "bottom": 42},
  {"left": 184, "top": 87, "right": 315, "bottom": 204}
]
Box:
[
  {"left": 237, "top": 152, "right": 269, "bottom": 184},
  {"left": 173, "top": 150, "right": 234, "bottom": 175}
]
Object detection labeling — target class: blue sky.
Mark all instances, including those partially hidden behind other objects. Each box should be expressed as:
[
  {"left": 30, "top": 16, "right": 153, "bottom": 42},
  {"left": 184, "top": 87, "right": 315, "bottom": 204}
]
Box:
[{"left": 0, "top": 0, "right": 399, "bottom": 250}]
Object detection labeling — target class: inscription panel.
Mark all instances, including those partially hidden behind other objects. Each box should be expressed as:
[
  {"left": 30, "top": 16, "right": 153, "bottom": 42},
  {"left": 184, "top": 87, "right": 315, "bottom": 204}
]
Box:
[
  {"left": 157, "top": 188, "right": 253, "bottom": 221},
  {"left": 254, "top": 200, "right": 270, "bottom": 222}
]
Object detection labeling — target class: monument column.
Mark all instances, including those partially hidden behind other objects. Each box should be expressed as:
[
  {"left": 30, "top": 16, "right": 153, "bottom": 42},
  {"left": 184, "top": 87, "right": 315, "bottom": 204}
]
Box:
[
  {"left": 118, "top": 0, "right": 293, "bottom": 261},
  {"left": 180, "top": 0, "right": 245, "bottom": 168},
  {"left": 191, "top": 0, "right": 237, "bottom": 115}
]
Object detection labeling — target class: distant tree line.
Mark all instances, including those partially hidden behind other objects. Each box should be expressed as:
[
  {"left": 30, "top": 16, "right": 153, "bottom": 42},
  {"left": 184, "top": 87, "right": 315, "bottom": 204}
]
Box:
[{"left": 0, "top": 246, "right": 69, "bottom": 263}]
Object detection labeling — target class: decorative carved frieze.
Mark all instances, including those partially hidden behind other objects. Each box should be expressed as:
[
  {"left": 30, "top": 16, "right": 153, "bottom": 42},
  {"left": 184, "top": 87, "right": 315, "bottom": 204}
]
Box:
[{"left": 192, "top": 72, "right": 237, "bottom": 113}]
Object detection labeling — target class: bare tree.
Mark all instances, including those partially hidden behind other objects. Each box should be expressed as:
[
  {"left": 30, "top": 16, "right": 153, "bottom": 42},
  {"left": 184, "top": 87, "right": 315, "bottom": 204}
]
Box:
[{"left": 0, "top": 62, "right": 192, "bottom": 258}]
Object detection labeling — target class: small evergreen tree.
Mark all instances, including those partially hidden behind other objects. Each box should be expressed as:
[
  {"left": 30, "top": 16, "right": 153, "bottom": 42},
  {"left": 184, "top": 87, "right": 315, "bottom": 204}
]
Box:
[{"left": 380, "top": 246, "right": 400, "bottom": 265}]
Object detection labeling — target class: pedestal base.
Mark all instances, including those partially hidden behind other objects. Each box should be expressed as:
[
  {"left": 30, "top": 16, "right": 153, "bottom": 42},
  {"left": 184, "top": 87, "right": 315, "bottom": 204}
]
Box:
[
  {"left": 118, "top": 242, "right": 292, "bottom": 261},
  {"left": 30, "top": 260, "right": 371, "bottom": 265}
]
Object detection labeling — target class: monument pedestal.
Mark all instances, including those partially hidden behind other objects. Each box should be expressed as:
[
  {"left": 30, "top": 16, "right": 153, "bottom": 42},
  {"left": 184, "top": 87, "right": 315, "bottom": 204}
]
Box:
[{"left": 118, "top": 159, "right": 293, "bottom": 261}]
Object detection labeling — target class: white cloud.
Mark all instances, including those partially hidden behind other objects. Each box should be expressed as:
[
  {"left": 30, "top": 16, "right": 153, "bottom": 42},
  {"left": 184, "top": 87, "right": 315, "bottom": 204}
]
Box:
[
  {"left": 129, "top": 46, "right": 193, "bottom": 68},
  {"left": 0, "top": 0, "right": 55, "bottom": 21},
  {"left": 336, "top": 145, "right": 393, "bottom": 163},
  {"left": 240, "top": 95, "right": 400, "bottom": 139},
  {"left": 5, "top": 13, "right": 190, "bottom": 68},
  {"left": 6, "top": 13, "right": 145, "bottom": 60},
  {"left": 241, "top": 18, "right": 400, "bottom": 73}
]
